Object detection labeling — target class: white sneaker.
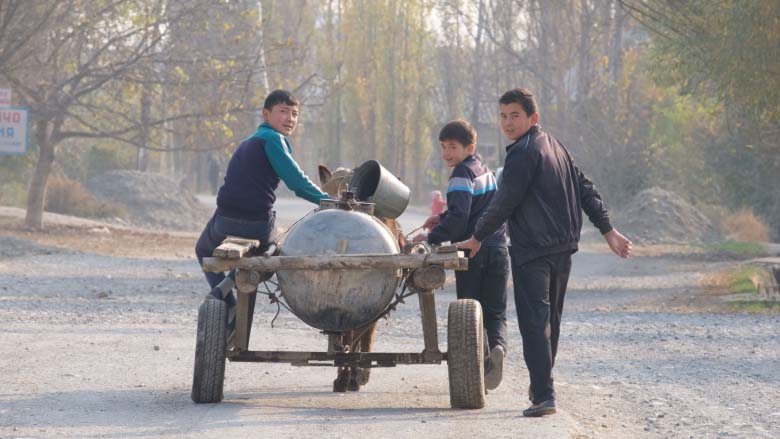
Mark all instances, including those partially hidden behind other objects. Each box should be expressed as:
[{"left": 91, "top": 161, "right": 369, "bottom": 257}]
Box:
[{"left": 485, "top": 345, "right": 505, "bottom": 390}]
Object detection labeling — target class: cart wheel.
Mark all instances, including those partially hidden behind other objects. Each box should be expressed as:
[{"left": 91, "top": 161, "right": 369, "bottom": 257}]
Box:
[
  {"left": 191, "top": 297, "right": 228, "bottom": 403},
  {"left": 447, "top": 299, "right": 486, "bottom": 409}
]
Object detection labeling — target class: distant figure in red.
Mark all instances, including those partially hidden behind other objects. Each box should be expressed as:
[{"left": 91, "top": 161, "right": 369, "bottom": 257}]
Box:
[{"left": 430, "top": 190, "right": 446, "bottom": 216}]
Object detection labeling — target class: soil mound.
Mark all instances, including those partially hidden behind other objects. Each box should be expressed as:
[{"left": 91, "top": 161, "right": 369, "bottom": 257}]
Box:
[
  {"left": 86, "top": 170, "right": 210, "bottom": 232},
  {"left": 615, "top": 187, "right": 718, "bottom": 245}
]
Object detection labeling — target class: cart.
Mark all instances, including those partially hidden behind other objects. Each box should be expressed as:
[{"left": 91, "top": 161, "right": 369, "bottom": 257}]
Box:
[{"left": 192, "top": 210, "right": 487, "bottom": 409}]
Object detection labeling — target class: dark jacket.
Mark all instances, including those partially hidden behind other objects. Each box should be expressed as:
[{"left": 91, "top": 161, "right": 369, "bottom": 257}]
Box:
[
  {"left": 216, "top": 123, "right": 327, "bottom": 220},
  {"left": 428, "top": 155, "right": 507, "bottom": 247},
  {"left": 473, "top": 125, "right": 612, "bottom": 265}
]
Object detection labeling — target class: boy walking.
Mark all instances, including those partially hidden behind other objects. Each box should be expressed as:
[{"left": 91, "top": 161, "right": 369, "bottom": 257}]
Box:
[
  {"left": 456, "top": 88, "right": 632, "bottom": 417},
  {"left": 195, "top": 89, "right": 328, "bottom": 291},
  {"left": 413, "top": 120, "right": 509, "bottom": 390}
]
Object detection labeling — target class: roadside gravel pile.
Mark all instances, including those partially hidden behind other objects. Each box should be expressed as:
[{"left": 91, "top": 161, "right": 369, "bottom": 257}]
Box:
[
  {"left": 615, "top": 187, "right": 719, "bottom": 244},
  {"left": 87, "top": 170, "right": 210, "bottom": 232}
]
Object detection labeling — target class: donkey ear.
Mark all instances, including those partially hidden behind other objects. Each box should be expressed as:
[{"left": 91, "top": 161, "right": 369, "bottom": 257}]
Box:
[{"left": 318, "top": 164, "right": 332, "bottom": 186}]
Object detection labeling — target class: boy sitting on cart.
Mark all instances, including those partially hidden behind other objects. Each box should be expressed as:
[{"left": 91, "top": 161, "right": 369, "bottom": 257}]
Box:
[{"left": 195, "top": 89, "right": 329, "bottom": 294}]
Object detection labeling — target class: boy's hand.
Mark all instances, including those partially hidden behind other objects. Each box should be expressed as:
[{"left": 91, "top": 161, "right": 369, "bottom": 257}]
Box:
[
  {"left": 423, "top": 215, "right": 441, "bottom": 230},
  {"left": 412, "top": 234, "right": 428, "bottom": 244},
  {"left": 454, "top": 236, "right": 481, "bottom": 258},
  {"left": 604, "top": 229, "right": 632, "bottom": 258}
]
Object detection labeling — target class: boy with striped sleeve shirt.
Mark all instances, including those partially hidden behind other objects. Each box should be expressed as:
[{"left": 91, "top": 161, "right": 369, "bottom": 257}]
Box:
[{"left": 412, "top": 119, "right": 509, "bottom": 390}]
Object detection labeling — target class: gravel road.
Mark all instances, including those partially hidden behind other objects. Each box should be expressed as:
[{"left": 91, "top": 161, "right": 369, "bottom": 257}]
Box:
[{"left": 1, "top": 200, "right": 778, "bottom": 439}]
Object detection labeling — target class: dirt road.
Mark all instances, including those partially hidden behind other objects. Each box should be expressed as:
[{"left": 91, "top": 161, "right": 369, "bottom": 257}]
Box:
[{"left": 1, "top": 201, "right": 778, "bottom": 438}]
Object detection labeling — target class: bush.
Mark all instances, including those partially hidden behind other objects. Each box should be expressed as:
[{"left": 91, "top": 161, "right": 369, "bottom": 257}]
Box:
[
  {"left": 721, "top": 209, "right": 769, "bottom": 242},
  {"left": 0, "top": 182, "right": 28, "bottom": 207},
  {"left": 45, "top": 175, "right": 126, "bottom": 219},
  {"left": 84, "top": 145, "right": 134, "bottom": 180}
]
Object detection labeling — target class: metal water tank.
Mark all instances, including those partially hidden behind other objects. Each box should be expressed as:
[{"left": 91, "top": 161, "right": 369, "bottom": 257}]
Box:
[{"left": 276, "top": 207, "right": 400, "bottom": 332}]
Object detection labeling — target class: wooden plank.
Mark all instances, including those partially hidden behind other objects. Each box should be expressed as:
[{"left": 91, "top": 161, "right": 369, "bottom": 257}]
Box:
[
  {"left": 418, "top": 289, "right": 441, "bottom": 355},
  {"left": 212, "top": 236, "right": 260, "bottom": 259},
  {"left": 202, "top": 251, "right": 467, "bottom": 273}
]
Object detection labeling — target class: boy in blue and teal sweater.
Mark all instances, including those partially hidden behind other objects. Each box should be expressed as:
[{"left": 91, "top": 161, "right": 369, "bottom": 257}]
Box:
[
  {"left": 195, "top": 89, "right": 328, "bottom": 289},
  {"left": 413, "top": 119, "right": 509, "bottom": 390}
]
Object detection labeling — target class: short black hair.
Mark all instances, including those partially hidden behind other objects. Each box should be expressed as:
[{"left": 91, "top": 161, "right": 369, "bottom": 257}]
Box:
[
  {"left": 499, "top": 88, "right": 537, "bottom": 117},
  {"left": 263, "top": 89, "right": 299, "bottom": 110},
  {"left": 439, "top": 119, "right": 477, "bottom": 147}
]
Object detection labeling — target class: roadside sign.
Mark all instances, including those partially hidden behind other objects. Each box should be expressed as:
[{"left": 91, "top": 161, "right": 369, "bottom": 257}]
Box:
[
  {"left": 0, "top": 107, "right": 29, "bottom": 155},
  {"left": 0, "top": 88, "right": 10, "bottom": 106}
]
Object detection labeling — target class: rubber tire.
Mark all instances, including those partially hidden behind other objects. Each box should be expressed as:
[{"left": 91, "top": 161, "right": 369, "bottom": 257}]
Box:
[
  {"left": 447, "top": 299, "right": 486, "bottom": 409},
  {"left": 191, "top": 297, "right": 228, "bottom": 403}
]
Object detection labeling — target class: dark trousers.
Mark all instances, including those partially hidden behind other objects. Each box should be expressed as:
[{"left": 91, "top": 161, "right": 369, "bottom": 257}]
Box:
[
  {"left": 455, "top": 245, "right": 510, "bottom": 351},
  {"left": 511, "top": 250, "right": 572, "bottom": 404},
  {"left": 195, "top": 212, "right": 275, "bottom": 288}
]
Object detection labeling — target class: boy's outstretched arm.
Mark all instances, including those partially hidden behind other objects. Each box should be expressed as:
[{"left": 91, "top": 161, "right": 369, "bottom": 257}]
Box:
[{"left": 265, "top": 134, "right": 328, "bottom": 205}]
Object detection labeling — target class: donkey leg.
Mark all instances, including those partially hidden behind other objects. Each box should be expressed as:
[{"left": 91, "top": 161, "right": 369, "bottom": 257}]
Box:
[
  {"left": 333, "top": 332, "right": 352, "bottom": 392},
  {"left": 355, "top": 322, "right": 378, "bottom": 386}
]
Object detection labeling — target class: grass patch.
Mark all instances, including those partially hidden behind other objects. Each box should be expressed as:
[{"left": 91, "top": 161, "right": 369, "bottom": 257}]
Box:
[
  {"left": 729, "top": 266, "right": 763, "bottom": 294},
  {"left": 704, "top": 240, "right": 768, "bottom": 259},
  {"left": 729, "top": 301, "right": 780, "bottom": 312}
]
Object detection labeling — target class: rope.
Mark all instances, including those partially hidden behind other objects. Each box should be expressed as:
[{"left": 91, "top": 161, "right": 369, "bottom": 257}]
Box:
[{"left": 256, "top": 279, "right": 293, "bottom": 328}]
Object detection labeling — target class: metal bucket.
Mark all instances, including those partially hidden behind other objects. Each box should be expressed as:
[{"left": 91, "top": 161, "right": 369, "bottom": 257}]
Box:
[{"left": 348, "top": 160, "right": 410, "bottom": 219}]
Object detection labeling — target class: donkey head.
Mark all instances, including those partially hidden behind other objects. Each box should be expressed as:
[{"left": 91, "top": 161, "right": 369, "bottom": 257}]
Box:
[{"left": 318, "top": 164, "right": 353, "bottom": 198}]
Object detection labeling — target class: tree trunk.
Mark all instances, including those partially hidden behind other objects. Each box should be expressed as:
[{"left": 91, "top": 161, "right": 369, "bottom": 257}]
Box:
[
  {"left": 137, "top": 82, "right": 152, "bottom": 171},
  {"left": 24, "top": 119, "right": 54, "bottom": 229}
]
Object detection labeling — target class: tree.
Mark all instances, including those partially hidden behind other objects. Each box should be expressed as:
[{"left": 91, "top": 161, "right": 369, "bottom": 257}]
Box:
[
  {"left": 0, "top": 1, "right": 268, "bottom": 228},
  {"left": 0, "top": 1, "right": 173, "bottom": 229},
  {"left": 621, "top": 0, "right": 780, "bottom": 233}
]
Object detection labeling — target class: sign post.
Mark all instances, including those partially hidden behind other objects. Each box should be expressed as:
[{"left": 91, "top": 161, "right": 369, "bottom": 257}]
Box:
[
  {"left": 0, "top": 107, "right": 30, "bottom": 155},
  {"left": 0, "top": 88, "right": 11, "bottom": 107}
]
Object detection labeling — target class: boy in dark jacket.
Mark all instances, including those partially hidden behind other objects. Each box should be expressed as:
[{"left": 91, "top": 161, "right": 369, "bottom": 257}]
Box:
[
  {"left": 195, "top": 90, "right": 328, "bottom": 291},
  {"left": 413, "top": 119, "right": 509, "bottom": 390},
  {"left": 456, "top": 88, "right": 632, "bottom": 417}
]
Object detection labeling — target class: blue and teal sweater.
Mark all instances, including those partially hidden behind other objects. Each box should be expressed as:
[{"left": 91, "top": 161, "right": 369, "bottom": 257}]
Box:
[
  {"left": 428, "top": 155, "right": 507, "bottom": 247},
  {"left": 216, "top": 123, "right": 328, "bottom": 220}
]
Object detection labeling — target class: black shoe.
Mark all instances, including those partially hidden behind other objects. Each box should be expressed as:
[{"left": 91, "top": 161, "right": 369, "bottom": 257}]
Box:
[
  {"left": 523, "top": 399, "right": 556, "bottom": 417},
  {"left": 485, "top": 345, "right": 504, "bottom": 390}
]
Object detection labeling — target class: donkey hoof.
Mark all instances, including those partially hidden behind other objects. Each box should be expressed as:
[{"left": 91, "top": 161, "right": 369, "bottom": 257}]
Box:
[
  {"left": 333, "top": 371, "right": 350, "bottom": 393},
  {"left": 347, "top": 378, "right": 361, "bottom": 392},
  {"left": 355, "top": 368, "right": 371, "bottom": 386},
  {"left": 333, "top": 379, "right": 349, "bottom": 392}
]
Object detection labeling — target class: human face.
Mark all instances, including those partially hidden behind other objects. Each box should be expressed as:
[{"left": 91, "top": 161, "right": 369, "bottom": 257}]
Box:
[
  {"left": 440, "top": 139, "right": 475, "bottom": 168},
  {"left": 499, "top": 102, "right": 538, "bottom": 141},
  {"left": 262, "top": 103, "right": 299, "bottom": 136}
]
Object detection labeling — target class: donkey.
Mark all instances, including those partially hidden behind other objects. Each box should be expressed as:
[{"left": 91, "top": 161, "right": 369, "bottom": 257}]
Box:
[{"left": 318, "top": 164, "right": 405, "bottom": 392}]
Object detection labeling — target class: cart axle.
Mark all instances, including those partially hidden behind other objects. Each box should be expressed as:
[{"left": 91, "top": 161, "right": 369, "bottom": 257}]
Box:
[{"left": 228, "top": 350, "right": 447, "bottom": 368}]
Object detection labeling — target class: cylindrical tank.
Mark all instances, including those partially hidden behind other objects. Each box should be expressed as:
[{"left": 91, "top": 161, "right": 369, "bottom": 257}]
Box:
[{"left": 276, "top": 208, "right": 400, "bottom": 332}]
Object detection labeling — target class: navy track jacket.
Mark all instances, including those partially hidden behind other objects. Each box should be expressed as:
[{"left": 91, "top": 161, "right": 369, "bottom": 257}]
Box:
[{"left": 428, "top": 155, "right": 507, "bottom": 247}]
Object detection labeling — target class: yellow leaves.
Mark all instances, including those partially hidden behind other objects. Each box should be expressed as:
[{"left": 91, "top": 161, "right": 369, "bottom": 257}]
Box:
[{"left": 173, "top": 66, "right": 190, "bottom": 82}]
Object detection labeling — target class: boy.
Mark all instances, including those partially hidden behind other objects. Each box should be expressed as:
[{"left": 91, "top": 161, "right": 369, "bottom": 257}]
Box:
[
  {"left": 456, "top": 88, "right": 631, "bottom": 417},
  {"left": 195, "top": 89, "right": 329, "bottom": 291},
  {"left": 413, "top": 119, "right": 509, "bottom": 390}
]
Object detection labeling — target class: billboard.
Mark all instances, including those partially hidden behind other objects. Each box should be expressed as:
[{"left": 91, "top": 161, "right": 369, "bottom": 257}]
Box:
[{"left": 0, "top": 107, "right": 29, "bottom": 154}]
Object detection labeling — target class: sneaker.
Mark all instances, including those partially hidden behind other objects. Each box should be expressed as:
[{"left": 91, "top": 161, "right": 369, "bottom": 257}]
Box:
[
  {"left": 485, "top": 345, "right": 505, "bottom": 390},
  {"left": 522, "top": 399, "right": 556, "bottom": 417}
]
